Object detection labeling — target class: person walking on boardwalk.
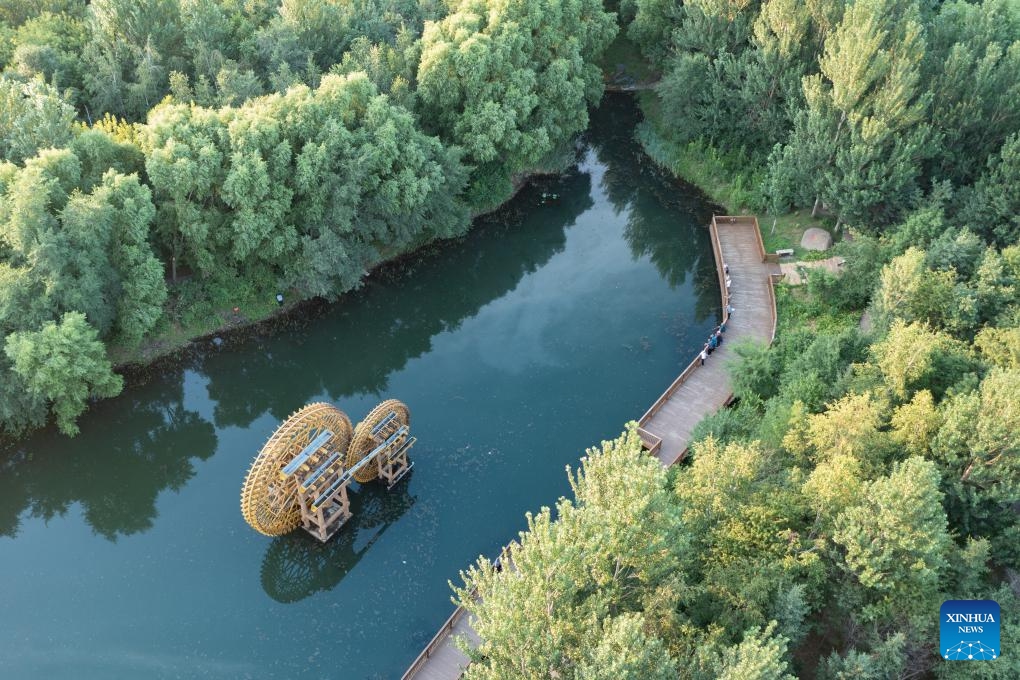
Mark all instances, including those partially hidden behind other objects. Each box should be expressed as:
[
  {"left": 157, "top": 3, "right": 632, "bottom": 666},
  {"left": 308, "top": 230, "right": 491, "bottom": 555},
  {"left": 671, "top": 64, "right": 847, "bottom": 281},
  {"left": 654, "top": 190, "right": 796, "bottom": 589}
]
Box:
[
  {"left": 726, "top": 303, "right": 735, "bottom": 317},
  {"left": 700, "top": 347, "right": 708, "bottom": 366},
  {"left": 715, "top": 327, "right": 723, "bottom": 347}
]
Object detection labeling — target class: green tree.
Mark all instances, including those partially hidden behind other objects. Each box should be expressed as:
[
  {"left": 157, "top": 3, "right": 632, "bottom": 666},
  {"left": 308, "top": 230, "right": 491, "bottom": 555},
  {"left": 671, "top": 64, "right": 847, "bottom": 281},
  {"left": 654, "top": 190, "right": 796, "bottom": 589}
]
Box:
[
  {"left": 575, "top": 614, "right": 677, "bottom": 680},
  {"left": 961, "top": 133, "right": 1020, "bottom": 245},
  {"left": 0, "top": 146, "right": 164, "bottom": 343},
  {"left": 975, "top": 326, "right": 1020, "bottom": 368},
  {"left": 872, "top": 248, "right": 959, "bottom": 330},
  {"left": 924, "top": 0, "right": 1020, "bottom": 187},
  {"left": 677, "top": 438, "right": 822, "bottom": 638},
  {"left": 8, "top": 9, "right": 88, "bottom": 97},
  {"left": 653, "top": 0, "right": 830, "bottom": 152},
  {"left": 417, "top": 0, "right": 616, "bottom": 208},
  {"left": 97, "top": 171, "right": 166, "bottom": 343},
  {"left": 144, "top": 71, "right": 467, "bottom": 296},
  {"left": 699, "top": 622, "right": 796, "bottom": 680},
  {"left": 0, "top": 77, "right": 75, "bottom": 164},
  {"left": 766, "top": 0, "right": 930, "bottom": 227},
  {"left": 932, "top": 368, "right": 1020, "bottom": 550},
  {"left": 141, "top": 99, "right": 228, "bottom": 280},
  {"left": 455, "top": 426, "right": 684, "bottom": 680},
  {"left": 816, "top": 634, "right": 906, "bottom": 680},
  {"left": 889, "top": 389, "right": 941, "bottom": 455},
  {"left": 871, "top": 320, "right": 971, "bottom": 399},
  {"left": 832, "top": 457, "right": 949, "bottom": 626},
  {"left": 83, "top": 0, "right": 186, "bottom": 119},
  {"left": 4, "top": 311, "right": 123, "bottom": 435}
]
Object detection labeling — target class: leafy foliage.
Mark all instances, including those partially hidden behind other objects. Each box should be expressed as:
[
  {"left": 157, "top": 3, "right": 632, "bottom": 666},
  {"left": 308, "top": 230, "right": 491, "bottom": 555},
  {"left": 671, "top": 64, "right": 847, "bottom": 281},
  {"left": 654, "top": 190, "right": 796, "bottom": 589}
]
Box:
[
  {"left": 418, "top": 0, "right": 617, "bottom": 207},
  {"left": 4, "top": 312, "right": 123, "bottom": 435}
]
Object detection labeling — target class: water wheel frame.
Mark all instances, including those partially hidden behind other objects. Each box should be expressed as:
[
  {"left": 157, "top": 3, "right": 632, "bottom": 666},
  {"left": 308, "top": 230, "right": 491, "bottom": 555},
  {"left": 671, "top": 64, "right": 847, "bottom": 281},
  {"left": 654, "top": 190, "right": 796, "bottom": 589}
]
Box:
[
  {"left": 240, "top": 402, "right": 353, "bottom": 536},
  {"left": 346, "top": 399, "right": 410, "bottom": 483}
]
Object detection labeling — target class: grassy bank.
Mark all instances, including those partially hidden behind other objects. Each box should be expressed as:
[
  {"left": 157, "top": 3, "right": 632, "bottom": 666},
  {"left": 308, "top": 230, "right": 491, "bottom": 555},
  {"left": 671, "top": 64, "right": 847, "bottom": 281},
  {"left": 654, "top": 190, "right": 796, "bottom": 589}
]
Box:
[{"left": 634, "top": 90, "right": 834, "bottom": 258}]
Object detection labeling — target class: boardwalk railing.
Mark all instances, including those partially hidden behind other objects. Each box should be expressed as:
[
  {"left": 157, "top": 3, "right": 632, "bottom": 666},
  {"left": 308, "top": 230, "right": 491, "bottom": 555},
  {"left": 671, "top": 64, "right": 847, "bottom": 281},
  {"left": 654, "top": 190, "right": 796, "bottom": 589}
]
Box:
[
  {"left": 637, "top": 214, "right": 739, "bottom": 455},
  {"left": 635, "top": 426, "right": 662, "bottom": 456},
  {"left": 401, "top": 602, "right": 472, "bottom": 680}
]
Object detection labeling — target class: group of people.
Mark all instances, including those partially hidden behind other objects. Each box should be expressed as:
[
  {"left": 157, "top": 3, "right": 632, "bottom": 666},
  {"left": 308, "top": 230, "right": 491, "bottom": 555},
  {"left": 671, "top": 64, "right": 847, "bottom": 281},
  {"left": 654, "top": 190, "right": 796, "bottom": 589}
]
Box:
[
  {"left": 699, "top": 323, "right": 726, "bottom": 365},
  {"left": 699, "top": 262, "right": 734, "bottom": 367}
]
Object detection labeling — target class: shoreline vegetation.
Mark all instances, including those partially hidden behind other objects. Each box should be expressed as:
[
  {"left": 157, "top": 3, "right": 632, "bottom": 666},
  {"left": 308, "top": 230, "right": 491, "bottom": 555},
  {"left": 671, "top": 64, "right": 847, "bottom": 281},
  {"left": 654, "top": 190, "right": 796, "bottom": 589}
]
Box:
[
  {"left": 106, "top": 166, "right": 555, "bottom": 371},
  {"left": 108, "top": 163, "right": 583, "bottom": 396},
  {"left": 0, "top": 0, "right": 621, "bottom": 439}
]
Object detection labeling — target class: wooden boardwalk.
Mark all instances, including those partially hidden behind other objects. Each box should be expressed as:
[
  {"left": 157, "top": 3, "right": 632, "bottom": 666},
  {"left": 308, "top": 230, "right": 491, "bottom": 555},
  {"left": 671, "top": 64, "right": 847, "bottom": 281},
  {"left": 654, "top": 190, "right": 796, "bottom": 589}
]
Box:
[
  {"left": 402, "top": 606, "right": 480, "bottom": 680},
  {"left": 403, "top": 215, "right": 778, "bottom": 680},
  {"left": 637, "top": 215, "right": 778, "bottom": 465}
]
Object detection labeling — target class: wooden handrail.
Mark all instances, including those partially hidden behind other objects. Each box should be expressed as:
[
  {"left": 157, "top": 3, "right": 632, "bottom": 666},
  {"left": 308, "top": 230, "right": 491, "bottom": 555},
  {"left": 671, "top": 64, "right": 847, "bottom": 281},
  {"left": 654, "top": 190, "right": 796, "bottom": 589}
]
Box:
[
  {"left": 401, "top": 604, "right": 470, "bottom": 680},
  {"left": 638, "top": 216, "right": 729, "bottom": 429},
  {"left": 710, "top": 216, "right": 731, "bottom": 318},
  {"left": 636, "top": 427, "right": 662, "bottom": 456},
  {"left": 403, "top": 543, "right": 516, "bottom": 680},
  {"left": 768, "top": 274, "right": 780, "bottom": 341},
  {"left": 749, "top": 215, "right": 767, "bottom": 262}
]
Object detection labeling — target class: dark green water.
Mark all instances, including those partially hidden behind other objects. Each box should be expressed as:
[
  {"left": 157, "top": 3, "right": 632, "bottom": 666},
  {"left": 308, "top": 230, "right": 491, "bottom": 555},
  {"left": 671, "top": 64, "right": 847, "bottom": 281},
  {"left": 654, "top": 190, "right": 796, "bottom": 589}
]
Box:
[{"left": 0, "top": 96, "right": 719, "bottom": 679}]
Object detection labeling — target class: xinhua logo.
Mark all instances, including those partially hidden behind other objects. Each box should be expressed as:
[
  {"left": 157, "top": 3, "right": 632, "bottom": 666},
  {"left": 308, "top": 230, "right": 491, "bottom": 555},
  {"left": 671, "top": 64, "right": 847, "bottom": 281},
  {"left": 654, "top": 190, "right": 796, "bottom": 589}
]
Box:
[{"left": 940, "top": 600, "right": 1000, "bottom": 661}]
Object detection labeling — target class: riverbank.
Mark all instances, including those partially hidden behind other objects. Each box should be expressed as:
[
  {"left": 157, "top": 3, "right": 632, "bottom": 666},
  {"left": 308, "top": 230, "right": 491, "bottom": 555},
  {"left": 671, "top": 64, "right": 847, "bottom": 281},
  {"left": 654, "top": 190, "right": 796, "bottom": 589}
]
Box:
[
  {"left": 107, "top": 166, "right": 562, "bottom": 372},
  {"left": 633, "top": 90, "right": 833, "bottom": 258}
]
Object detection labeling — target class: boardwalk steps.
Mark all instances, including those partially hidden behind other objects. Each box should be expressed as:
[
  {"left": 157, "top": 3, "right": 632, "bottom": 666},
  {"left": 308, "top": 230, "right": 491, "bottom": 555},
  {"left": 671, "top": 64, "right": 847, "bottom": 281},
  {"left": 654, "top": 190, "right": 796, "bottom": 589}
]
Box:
[{"left": 402, "top": 215, "right": 779, "bottom": 680}]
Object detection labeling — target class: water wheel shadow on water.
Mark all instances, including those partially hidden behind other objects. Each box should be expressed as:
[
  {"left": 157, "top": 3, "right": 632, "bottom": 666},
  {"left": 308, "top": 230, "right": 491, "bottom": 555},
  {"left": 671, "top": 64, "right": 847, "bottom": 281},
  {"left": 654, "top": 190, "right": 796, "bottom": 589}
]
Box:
[{"left": 259, "top": 485, "right": 416, "bottom": 604}]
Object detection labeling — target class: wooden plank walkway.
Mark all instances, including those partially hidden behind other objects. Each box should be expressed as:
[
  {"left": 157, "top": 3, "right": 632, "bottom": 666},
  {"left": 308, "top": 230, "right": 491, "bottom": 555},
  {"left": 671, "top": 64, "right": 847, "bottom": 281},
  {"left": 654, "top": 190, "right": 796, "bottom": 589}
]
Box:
[
  {"left": 402, "top": 215, "right": 778, "bottom": 680},
  {"left": 403, "top": 608, "right": 480, "bottom": 680},
  {"left": 638, "top": 215, "right": 778, "bottom": 465}
]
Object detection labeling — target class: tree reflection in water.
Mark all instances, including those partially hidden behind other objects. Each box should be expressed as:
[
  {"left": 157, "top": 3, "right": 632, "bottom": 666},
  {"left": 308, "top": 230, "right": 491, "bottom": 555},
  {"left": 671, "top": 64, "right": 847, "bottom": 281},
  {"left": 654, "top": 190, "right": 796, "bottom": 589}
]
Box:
[
  {"left": 199, "top": 172, "right": 592, "bottom": 431},
  {"left": 0, "top": 370, "right": 216, "bottom": 539},
  {"left": 591, "top": 94, "right": 721, "bottom": 321}
]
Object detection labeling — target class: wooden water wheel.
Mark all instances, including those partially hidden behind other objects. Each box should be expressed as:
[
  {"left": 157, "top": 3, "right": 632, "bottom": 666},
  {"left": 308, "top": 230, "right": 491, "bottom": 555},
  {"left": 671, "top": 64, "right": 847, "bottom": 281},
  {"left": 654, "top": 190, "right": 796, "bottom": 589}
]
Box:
[
  {"left": 240, "top": 399, "right": 415, "bottom": 541},
  {"left": 345, "top": 399, "right": 411, "bottom": 484},
  {"left": 240, "top": 403, "right": 353, "bottom": 536}
]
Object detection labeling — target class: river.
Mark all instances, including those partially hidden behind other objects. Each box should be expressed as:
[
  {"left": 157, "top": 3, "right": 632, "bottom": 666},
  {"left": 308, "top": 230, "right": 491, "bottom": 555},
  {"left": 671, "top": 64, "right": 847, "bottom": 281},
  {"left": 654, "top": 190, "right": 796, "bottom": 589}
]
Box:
[{"left": 0, "top": 95, "right": 719, "bottom": 679}]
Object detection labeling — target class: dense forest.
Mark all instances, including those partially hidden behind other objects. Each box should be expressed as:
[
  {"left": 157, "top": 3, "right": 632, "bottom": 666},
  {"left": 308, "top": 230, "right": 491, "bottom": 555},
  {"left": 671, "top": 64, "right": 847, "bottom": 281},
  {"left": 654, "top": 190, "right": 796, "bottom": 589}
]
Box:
[
  {"left": 452, "top": 1, "right": 1020, "bottom": 679},
  {"left": 0, "top": 0, "right": 618, "bottom": 436}
]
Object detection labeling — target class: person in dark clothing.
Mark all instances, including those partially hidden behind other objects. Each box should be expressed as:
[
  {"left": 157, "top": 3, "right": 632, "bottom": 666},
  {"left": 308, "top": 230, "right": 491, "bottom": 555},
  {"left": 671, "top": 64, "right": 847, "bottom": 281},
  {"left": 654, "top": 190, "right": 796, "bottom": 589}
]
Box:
[{"left": 715, "top": 329, "right": 723, "bottom": 346}]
